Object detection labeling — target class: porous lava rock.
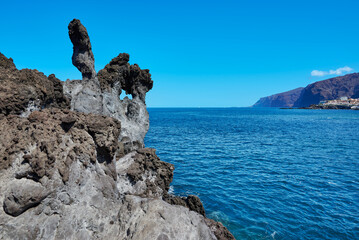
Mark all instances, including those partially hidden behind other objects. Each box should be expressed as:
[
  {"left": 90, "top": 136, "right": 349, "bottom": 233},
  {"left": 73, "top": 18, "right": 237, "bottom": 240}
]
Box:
[
  {"left": 0, "top": 108, "right": 221, "bottom": 239},
  {"left": 68, "top": 19, "right": 96, "bottom": 80},
  {"left": 0, "top": 53, "right": 69, "bottom": 116},
  {"left": 97, "top": 53, "right": 153, "bottom": 102},
  {"left": 0, "top": 19, "right": 236, "bottom": 239},
  {"left": 163, "top": 194, "right": 206, "bottom": 217}
]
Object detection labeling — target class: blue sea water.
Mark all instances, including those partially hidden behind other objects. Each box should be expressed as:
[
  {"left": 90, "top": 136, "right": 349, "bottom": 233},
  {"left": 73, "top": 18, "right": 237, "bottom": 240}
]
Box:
[{"left": 145, "top": 108, "right": 359, "bottom": 240}]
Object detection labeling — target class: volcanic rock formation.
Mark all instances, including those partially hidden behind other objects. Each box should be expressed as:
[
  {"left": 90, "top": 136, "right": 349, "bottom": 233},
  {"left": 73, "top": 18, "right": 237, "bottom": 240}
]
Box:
[
  {"left": 0, "top": 19, "right": 235, "bottom": 240},
  {"left": 63, "top": 20, "right": 153, "bottom": 148},
  {"left": 0, "top": 53, "right": 69, "bottom": 116},
  {"left": 68, "top": 19, "right": 96, "bottom": 80}
]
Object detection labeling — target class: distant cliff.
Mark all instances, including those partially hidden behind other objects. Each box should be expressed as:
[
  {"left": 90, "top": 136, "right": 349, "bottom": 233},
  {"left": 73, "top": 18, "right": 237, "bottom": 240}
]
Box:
[
  {"left": 293, "top": 73, "right": 359, "bottom": 107},
  {"left": 253, "top": 87, "right": 304, "bottom": 107},
  {"left": 253, "top": 73, "right": 359, "bottom": 108}
]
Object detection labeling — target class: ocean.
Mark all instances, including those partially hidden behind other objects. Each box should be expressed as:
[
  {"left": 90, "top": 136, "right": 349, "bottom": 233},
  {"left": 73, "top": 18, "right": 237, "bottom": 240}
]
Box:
[{"left": 145, "top": 108, "right": 359, "bottom": 240}]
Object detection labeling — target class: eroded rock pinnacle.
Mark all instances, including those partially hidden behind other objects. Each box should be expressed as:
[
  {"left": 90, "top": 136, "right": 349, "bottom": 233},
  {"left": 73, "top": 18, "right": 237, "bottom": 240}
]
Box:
[{"left": 68, "top": 19, "right": 96, "bottom": 80}]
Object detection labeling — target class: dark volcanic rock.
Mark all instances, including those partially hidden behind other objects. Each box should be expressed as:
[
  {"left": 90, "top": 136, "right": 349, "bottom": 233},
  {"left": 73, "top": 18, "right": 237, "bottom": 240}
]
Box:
[
  {"left": 0, "top": 53, "right": 16, "bottom": 69},
  {"left": 163, "top": 194, "right": 206, "bottom": 217},
  {"left": 0, "top": 109, "right": 121, "bottom": 179},
  {"left": 253, "top": 87, "right": 304, "bottom": 107},
  {"left": 294, "top": 73, "right": 359, "bottom": 107},
  {"left": 131, "top": 148, "right": 174, "bottom": 195},
  {"left": 302, "top": 104, "right": 354, "bottom": 110},
  {"left": 0, "top": 53, "right": 70, "bottom": 116},
  {"left": 116, "top": 148, "right": 175, "bottom": 198},
  {"left": 205, "top": 218, "right": 236, "bottom": 240},
  {"left": 97, "top": 53, "right": 153, "bottom": 102},
  {"left": 68, "top": 19, "right": 96, "bottom": 80}
]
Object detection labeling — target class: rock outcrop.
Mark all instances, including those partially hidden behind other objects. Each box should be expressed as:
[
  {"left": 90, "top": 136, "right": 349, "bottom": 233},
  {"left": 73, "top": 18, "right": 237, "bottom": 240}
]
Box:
[
  {"left": 68, "top": 19, "right": 96, "bottom": 80},
  {"left": 63, "top": 19, "right": 152, "bottom": 147},
  {"left": 0, "top": 19, "right": 235, "bottom": 239},
  {"left": 0, "top": 53, "right": 69, "bottom": 116}
]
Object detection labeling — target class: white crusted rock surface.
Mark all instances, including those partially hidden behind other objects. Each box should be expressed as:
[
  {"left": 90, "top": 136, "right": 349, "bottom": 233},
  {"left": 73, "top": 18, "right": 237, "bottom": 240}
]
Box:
[{"left": 0, "top": 109, "right": 233, "bottom": 240}]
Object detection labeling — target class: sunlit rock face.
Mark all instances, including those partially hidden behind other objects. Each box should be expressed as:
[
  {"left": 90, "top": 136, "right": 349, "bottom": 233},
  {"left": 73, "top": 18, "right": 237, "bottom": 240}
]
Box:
[
  {"left": 0, "top": 19, "right": 235, "bottom": 240},
  {"left": 0, "top": 109, "right": 216, "bottom": 240},
  {"left": 63, "top": 19, "right": 153, "bottom": 147}
]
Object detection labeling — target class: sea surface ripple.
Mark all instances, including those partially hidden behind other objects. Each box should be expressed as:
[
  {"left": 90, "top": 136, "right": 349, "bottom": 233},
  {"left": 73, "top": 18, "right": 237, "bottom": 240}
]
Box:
[{"left": 145, "top": 108, "right": 359, "bottom": 239}]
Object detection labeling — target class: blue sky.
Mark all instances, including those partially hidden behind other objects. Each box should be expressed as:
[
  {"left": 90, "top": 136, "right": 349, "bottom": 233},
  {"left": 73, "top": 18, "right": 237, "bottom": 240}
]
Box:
[{"left": 1, "top": 0, "right": 359, "bottom": 107}]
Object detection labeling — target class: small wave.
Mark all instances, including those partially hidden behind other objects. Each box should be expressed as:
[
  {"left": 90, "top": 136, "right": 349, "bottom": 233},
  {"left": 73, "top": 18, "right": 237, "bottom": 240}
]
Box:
[
  {"left": 168, "top": 186, "right": 174, "bottom": 194},
  {"left": 207, "top": 211, "right": 230, "bottom": 224}
]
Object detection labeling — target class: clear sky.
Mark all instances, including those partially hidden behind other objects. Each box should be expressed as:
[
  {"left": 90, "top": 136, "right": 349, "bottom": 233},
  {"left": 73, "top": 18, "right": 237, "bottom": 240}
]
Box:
[{"left": 1, "top": 0, "right": 359, "bottom": 107}]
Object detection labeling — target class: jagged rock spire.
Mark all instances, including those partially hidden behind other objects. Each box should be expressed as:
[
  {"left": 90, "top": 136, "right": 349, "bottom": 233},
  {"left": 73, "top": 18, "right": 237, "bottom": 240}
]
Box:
[
  {"left": 68, "top": 19, "right": 96, "bottom": 80},
  {"left": 97, "top": 53, "right": 153, "bottom": 102},
  {"left": 65, "top": 19, "right": 153, "bottom": 144}
]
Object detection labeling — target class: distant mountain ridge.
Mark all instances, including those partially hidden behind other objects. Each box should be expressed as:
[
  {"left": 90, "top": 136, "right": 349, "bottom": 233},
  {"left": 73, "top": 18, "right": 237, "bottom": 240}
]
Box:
[{"left": 253, "top": 73, "right": 359, "bottom": 108}]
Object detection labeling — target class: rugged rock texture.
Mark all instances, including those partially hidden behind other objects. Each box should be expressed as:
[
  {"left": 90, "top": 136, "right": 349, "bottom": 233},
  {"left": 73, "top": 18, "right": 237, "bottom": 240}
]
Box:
[
  {"left": 163, "top": 194, "right": 206, "bottom": 217},
  {"left": 116, "top": 148, "right": 174, "bottom": 198},
  {"left": 253, "top": 87, "right": 303, "bottom": 108},
  {"left": 118, "top": 195, "right": 216, "bottom": 240},
  {"left": 97, "top": 53, "right": 153, "bottom": 102},
  {"left": 68, "top": 19, "right": 96, "bottom": 80},
  {"left": 0, "top": 53, "right": 69, "bottom": 116},
  {"left": 205, "top": 218, "right": 236, "bottom": 240},
  {"left": 293, "top": 73, "right": 359, "bottom": 107},
  {"left": 0, "top": 19, "right": 235, "bottom": 239},
  {"left": 64, "top": 20, "right": 152, "bottom": 145},
  {"left": 0, "top": 109, "right": 120, "bottom": 178},
  {"left": 0, "top": 109, "right": 221, "bottom": 239}
]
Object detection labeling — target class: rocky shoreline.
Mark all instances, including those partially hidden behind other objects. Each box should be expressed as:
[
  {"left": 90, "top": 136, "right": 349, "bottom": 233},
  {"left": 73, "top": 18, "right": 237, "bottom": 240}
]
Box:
[
  {"left": 280, "top": 98, "right": 359, "bottom": 110},
  {"left": 281, "top": 106, "right": 359, "bottom": 110},
  {"left": 301, "top": 105, "right": 359, "bottom": 110},
  {"left": 0, "top": 19, "right": 234, "bottom": 239},
  {"left": 300, "top": 100, "right": 359, "bottom": 110}
]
